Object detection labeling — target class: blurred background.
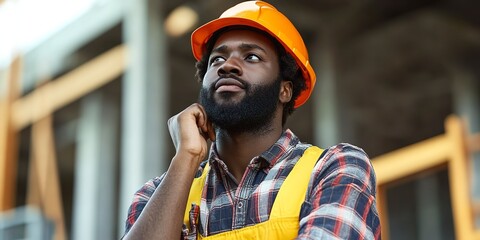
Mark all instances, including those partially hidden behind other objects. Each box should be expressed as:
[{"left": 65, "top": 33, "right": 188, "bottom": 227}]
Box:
[{"left": 0, "top": 0, "right": 479, "bottom": 239}]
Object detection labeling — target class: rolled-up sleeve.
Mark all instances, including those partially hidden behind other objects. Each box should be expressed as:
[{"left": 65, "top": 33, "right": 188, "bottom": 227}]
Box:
[{"left": 124, "top": 174, "right": 164, "bottom": 234}]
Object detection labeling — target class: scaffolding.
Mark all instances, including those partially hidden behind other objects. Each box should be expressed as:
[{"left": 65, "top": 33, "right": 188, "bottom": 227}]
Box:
[{"left": 373, "top": 116, "right": 480, "bottom": 239}]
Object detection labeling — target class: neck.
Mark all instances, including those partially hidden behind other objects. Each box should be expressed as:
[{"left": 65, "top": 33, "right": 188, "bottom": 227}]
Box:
[{"left": 214, "top": 116, "right": 284, "bottom": 182}]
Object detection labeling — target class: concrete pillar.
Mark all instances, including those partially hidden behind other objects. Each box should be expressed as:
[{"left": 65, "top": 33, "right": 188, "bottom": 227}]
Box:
[
  {"left": 118, "top": 0, "right": 169, "bottom": 237},
  {"left": 72, "top": 91, "right": 119, "bottom": 240},
  {"left": 313, "top": 28, "right": 340, "bottom": 147},
  {"left": 452, "top": 66, "right": 480, "bottom": 136}
]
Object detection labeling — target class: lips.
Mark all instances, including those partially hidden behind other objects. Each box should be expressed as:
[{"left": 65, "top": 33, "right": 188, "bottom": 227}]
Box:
[{"left": 214, "top": 78, "right": 245, "bottom": 92}]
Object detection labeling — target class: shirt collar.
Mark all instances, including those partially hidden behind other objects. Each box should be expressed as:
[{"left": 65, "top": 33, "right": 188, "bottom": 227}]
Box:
[
  {"left": 260, "top": 129, "right": 299, "bottom": 167},
  {"left": 207, "top": 129, "right": 300, "bottom": 169}
]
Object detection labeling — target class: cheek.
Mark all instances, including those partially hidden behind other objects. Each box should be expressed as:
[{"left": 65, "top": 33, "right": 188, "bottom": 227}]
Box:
[
  {"left": 205, "top": 65, "right": 218, "bottom": 77},
  {"left": 202, "top": 68, "right": 216, "bottom": 83}
]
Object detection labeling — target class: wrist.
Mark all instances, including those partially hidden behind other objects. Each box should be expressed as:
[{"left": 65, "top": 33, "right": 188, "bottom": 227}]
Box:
[{"left": 170, "top": 152, "right": 203, "bottom": 177}]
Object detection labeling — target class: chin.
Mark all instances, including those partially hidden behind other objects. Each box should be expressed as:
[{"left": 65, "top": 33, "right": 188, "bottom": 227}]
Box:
[{"left": 215, "top": 95, "right": 243, "bottom": 105}]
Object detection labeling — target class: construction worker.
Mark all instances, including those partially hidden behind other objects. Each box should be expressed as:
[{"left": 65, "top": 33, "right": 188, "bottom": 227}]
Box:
[{"left": 123, "top": 1, "right": 381, "bottom": 239}]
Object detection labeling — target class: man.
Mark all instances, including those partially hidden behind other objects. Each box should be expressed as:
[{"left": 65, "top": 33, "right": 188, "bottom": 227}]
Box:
[{"left": 123, "top": 1, "right": 381, "bottom": 239}]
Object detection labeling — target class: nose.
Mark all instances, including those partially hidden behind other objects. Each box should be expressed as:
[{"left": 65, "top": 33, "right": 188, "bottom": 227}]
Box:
[{"left": 217, "top": 57, "right": 242, "bottom": 76}]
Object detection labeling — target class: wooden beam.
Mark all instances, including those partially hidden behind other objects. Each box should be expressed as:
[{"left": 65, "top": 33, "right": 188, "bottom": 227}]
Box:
[
  {"left": 11, "top": 45, "right": 127, "bottom": 130},
  {"left": 372, "top": 134, "right": 450, "bottom": 185},
  {"left": 29, "top": 116, "right": 66, "bottom": 240},
  {"left": 446, "top": 115, "right": 475, "bottom": 240},
  {"left": 0, "top": 56, "right": 21, "bottom": 211},
  {"left": 376, "top": 185, "right": 389, "bottom": 240},
  {"left": 0, "top": 101, "right": 11, "bottom": 209},
  {"left": 471, "top": 133, "right": 480, "bottom": 239}
]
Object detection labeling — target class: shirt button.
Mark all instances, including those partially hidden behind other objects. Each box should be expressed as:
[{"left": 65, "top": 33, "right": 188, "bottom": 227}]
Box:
[{"left": 237, "top": 202, "right": 243, "bottom": 209}]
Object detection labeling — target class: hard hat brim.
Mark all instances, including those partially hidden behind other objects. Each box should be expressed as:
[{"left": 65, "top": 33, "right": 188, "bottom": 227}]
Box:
[{"left": 192, "top": 17, "right": 272, "bottom": 61}]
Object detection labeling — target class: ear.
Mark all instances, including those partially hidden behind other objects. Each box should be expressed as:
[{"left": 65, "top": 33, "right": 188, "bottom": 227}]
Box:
[{"left": 279, "top": 81, "right": 292, "bottom": 104}]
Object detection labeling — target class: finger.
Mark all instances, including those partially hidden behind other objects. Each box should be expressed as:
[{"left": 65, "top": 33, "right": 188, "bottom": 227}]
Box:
[
  {"left": 198, "top": 127, "right": 209, "bottom": 140},
  {"left": 196, "top": 104, "right": 215, "bottom": 141},
  {"left": 195, "top": 104, "right": 210, "bottom": 134},
  {"left": 207, "top": 121, "right": 215, "bottom": 141}
]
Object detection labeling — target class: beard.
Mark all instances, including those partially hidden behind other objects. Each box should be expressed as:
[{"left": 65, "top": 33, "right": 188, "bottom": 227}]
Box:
[{"left": 199, "top": 77, "right": 281, "bottom": 134}]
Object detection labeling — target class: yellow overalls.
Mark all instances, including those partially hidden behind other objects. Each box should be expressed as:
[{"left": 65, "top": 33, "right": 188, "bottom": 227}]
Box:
[{"left": 183, "top": 146, "right": 323, "bottom": 239}]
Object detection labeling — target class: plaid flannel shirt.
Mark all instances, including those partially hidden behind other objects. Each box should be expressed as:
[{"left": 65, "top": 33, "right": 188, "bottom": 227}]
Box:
[{"left": 124, "top": 129, "right": 381, "bottom": 239}]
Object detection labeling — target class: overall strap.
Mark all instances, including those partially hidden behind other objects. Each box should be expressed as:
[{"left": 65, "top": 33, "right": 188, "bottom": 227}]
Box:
[
  {"left": 184, "top": 163, "right": 210, "bottom": 225},
  {"left": 270, "top": 146, "right": 323, "bottom": 219}
]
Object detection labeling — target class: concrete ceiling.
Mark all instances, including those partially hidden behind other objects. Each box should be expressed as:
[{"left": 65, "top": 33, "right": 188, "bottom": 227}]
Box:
[
  {"left": 52, "top": 0, "right": 480, "bottom": 157},
  {"left": 162, "top": 0, "right": 480, "bottom": 155}
]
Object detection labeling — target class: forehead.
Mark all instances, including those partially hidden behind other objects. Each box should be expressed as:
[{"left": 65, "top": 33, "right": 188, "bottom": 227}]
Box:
[{"left": 211, "top": 29, "right": 279, "bottom": 55}]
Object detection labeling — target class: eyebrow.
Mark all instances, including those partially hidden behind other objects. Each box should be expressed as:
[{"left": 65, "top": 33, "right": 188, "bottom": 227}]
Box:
[{"left": 211, "top": 43, "right": 267, "bottom": 55}]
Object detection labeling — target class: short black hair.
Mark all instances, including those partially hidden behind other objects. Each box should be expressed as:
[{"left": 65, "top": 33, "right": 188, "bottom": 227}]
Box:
[{"left": 194, "top": 26, "right": 307, "bottom": 125}]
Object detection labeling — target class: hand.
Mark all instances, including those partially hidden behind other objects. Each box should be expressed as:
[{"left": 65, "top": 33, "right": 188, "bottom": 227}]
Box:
[{"left": 168, "top": 103, "right": 216, "bottom": 164}]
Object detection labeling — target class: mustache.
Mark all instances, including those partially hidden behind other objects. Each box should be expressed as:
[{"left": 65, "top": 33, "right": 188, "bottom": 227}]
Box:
[{"left": 212, "top": 74, "right": 249, "bottom": 89}]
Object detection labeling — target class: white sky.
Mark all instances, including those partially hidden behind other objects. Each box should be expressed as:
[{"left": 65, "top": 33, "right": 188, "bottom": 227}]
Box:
[{"left": 0, "top": 0, "right": 95, "bottom": 69}]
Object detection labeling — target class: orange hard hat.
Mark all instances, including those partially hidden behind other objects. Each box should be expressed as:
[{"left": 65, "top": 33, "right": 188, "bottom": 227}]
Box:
[{"left": 191, "top": 1, "right": 316, "bottom": 108}]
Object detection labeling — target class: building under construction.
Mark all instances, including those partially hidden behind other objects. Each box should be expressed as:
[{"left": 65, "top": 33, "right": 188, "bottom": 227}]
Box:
[{"left": 0, "top": 0, "right": 479, "bottom": 239}]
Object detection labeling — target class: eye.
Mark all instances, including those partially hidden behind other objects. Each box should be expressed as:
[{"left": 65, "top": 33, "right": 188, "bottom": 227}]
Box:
[
  {"left": 246, "top": 54, "right": 261, "bottom": 62},
  {"left": 209, "top": 56, "right": 225, "bottom": 65}
]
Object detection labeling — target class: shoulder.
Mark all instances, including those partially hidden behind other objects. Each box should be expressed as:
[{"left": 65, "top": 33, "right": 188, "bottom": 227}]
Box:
[
  {"left": 311, "top": 143, "right": 376, "bottom": 194},
  {"left": 316, "top": 143, "right": 372, "bottom": 171},
  {"left": 320, "top": 143, "right": 369, "bottom": 161}
]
